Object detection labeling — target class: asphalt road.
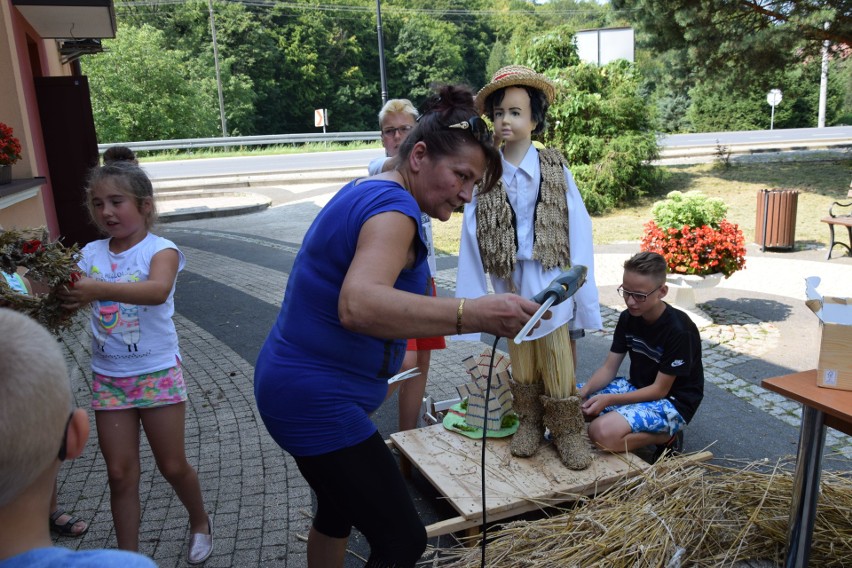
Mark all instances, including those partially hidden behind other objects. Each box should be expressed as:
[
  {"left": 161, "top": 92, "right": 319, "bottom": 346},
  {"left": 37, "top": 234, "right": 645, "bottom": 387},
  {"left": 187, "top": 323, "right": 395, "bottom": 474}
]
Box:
[{"left": 139, "top": 126, "right": 852, "bottom": 180}]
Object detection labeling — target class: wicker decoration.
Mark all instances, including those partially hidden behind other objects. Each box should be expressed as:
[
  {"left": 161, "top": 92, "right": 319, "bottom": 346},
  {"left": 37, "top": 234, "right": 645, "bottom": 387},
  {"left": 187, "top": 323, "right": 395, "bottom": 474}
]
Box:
[
  {"left": 455, "top": 350, "right": 514, "bottom": 431},
  {"left": 476, "top": 148, "right": 571, "bottom": 280},
  {"left": 0, "top": 227, "right": 82, "bottom": 334}
]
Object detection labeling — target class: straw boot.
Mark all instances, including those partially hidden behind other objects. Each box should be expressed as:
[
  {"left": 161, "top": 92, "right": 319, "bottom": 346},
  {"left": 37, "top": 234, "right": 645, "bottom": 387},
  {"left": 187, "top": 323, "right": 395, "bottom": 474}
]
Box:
[
  {"left": 541, "top": 395, "right": 592, "bottom": 470},
  {"left": 508, "top": 379, "right": 544, "bottom": 457}
]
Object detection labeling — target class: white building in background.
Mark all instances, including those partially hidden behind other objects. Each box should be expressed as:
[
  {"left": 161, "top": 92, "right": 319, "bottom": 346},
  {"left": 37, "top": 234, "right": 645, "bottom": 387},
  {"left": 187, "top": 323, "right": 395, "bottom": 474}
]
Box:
[{"left": 576, "top": 26, "right": 635, "bottom": 65}]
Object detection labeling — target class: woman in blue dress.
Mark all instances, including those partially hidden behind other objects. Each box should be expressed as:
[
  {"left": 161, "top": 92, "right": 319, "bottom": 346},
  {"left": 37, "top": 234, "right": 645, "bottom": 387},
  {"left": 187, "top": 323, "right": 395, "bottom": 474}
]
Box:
[{"left": 254, "top": 84, "right": 546, "bottom": 568}]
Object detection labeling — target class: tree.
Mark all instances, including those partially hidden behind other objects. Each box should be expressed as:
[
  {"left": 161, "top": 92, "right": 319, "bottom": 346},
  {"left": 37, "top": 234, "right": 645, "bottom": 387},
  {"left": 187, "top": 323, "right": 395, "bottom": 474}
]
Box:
[
  {"left": 522, "top": 28, "right": 660, "bottom": 214},
  {"left": 687, "top": 56, "right": 847, "bottom": 131},
  {"left": 269, "top": 5, "right": 375, "bottom": 132},
  {"left": 612, "top": 1, "right": 851, "bottom": 80},
  {"left": 392, "top": 17, "right": 466, "bottom": 102},
  {"left": 613, "top": 0, "right": 852, "bottom": 131},
  {"left": 82, "top": 24, "right": 219, "bottom": 142},
  {"left": 118, "top": 0, "right": 273, "bottom": 135}
]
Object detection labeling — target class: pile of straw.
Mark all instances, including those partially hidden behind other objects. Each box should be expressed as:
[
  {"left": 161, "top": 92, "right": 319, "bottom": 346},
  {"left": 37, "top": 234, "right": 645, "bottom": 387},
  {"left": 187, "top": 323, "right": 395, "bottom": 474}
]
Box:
[{"left": 430, "top": 456, "right": 852, "bottom": 567}]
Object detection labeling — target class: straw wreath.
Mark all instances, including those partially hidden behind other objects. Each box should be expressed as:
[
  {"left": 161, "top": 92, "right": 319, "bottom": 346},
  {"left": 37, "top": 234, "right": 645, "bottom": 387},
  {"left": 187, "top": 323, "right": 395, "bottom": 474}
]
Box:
[
  {"left": 430, "top": 455, "right": 852, "bottom": 567},
  {"left": 0, "top": 227, "right": 82, "bottom": 334}
]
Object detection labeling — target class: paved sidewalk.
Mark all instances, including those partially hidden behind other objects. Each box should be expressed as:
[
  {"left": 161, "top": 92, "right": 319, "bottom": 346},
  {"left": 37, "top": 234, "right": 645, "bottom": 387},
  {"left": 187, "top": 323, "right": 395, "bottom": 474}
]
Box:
[{"left": 51, "top": 187, "right": 852, "bottom": 567}]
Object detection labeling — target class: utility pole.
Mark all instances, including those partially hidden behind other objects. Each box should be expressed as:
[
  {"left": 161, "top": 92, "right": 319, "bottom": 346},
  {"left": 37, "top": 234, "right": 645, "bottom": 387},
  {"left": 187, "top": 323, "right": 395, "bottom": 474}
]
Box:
[
  {"left": 208, "top": 0, "right": 227, "bottom": 137},
  {"left": 376, "top": 0, "right": 388, "bottom": 106}
]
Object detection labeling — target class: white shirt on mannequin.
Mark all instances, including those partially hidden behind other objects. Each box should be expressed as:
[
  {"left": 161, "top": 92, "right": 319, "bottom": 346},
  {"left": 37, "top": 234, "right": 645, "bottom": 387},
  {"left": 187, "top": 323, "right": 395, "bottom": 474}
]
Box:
[{"left": 455, "top": 143, "right": 602, "bottom": 341}]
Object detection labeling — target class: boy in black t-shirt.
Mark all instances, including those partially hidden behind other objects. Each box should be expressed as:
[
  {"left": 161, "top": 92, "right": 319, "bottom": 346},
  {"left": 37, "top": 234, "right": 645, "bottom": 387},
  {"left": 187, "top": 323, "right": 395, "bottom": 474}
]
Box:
[{"left": 578, "top": 252, "right": 704, "bottom": 459}]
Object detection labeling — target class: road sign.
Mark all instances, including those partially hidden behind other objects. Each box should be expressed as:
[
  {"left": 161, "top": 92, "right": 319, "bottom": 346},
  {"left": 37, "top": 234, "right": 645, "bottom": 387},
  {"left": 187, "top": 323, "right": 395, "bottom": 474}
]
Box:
[
  {"left": 767, "top": 89, "right": 783, "bottom": 107},
  {"left": 767, "top": 89, "right": 782, "bottom": 130},
  {"left": 314, "top": 108, "right": 327, "bottom": 128}
]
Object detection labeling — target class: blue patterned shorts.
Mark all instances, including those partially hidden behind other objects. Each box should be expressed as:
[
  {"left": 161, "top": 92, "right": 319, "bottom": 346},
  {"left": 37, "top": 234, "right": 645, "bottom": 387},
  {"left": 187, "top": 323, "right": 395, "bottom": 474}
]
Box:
[{"left": 578, "top": 377, "right": 685, "bottom": 436}]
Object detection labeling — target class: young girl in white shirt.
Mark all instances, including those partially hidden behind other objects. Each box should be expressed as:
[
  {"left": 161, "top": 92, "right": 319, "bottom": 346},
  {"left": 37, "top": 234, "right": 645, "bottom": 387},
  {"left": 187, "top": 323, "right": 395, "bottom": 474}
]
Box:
[{"left": 60, "top": 162, "right": 212, "bottom": 564}]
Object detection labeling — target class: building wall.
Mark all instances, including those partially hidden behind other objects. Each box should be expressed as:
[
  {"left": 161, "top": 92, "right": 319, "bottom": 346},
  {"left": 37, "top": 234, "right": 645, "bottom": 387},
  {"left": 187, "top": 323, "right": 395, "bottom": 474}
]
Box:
[{"left": 0, "top": 0, "right": 68, "bottom": 236}]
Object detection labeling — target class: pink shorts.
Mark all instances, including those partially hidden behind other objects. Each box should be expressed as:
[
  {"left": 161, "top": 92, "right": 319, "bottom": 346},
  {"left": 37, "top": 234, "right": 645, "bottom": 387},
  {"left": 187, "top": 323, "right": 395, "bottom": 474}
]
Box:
[
  {"left": 92, "top": 360, "right": 187, "bottom": 410},
  {"left": 406, "top": 277, "right": 446, "bottom": 351}
]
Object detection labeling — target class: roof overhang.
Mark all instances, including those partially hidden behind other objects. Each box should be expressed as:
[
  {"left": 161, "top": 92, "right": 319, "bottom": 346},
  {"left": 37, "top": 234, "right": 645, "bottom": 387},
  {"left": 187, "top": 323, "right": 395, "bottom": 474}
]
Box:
[{"left": 13, "top": 0, "right": 117, "bottom": 39}]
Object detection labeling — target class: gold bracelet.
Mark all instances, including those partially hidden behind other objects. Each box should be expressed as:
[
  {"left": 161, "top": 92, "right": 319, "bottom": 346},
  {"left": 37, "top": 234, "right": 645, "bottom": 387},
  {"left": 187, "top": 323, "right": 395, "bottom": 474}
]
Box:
[{"left": 456, "top": 298, "right": 465, "bottom": 335}]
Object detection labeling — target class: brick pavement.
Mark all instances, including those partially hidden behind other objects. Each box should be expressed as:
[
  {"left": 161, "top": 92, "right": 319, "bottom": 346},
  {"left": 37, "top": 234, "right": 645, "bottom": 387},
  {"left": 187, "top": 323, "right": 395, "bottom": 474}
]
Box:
[{"left": 50, "top": 195, "right": 852, "bottom": 567}]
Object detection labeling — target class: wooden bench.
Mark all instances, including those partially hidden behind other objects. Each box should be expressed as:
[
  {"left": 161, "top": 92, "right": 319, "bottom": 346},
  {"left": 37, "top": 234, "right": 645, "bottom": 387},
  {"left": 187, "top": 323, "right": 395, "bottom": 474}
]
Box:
[{"left": 821, "top": 189, "right": 852, "bottom": 260}]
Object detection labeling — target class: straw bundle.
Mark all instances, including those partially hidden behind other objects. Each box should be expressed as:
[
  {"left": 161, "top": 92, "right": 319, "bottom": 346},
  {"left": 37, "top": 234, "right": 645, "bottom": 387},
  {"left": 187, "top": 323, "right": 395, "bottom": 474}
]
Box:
[
  {"left": 430, "top": 457, "right": 852, "bottom": 567},
  {"left": 506, "top": 325, "right": 575, "bottom": 397},
  {"left": 507, "top": 340, "right": 537, "bottom": 385},
  {"left": 538, "top": 325, "right": 574, "bottom": 399}
]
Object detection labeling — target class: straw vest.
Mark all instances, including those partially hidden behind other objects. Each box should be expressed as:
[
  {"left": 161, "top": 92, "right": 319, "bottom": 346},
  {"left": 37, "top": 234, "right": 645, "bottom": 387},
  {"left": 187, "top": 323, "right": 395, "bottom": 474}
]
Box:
[{"left": 475, "top": 148, "right": 571, "bottom": 280}]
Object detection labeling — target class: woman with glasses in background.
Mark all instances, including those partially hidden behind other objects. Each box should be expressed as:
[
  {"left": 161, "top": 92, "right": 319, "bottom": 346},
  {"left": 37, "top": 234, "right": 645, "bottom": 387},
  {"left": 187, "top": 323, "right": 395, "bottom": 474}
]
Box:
[
  {"left": 368, "top": 98, "right": 418, "bottom": 176},
  {"left": 254, "top": 84, "right": 546, "bottom": 568},
  {"left": 370, "top": 98, "right": 449, "bottom": 433}
]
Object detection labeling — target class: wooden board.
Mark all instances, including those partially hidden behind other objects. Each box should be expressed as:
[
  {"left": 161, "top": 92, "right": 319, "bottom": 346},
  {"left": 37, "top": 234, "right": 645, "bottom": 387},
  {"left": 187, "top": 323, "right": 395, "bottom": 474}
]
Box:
[{"left": 390, "top": 424, "right": 649, "bottom": 524}]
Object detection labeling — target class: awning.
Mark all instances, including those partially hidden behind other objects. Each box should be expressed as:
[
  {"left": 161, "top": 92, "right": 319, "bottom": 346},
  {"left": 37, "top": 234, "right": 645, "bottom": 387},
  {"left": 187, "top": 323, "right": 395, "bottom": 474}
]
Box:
[{"left": 13, "top": 0, "right": 117, "bottom": 39}]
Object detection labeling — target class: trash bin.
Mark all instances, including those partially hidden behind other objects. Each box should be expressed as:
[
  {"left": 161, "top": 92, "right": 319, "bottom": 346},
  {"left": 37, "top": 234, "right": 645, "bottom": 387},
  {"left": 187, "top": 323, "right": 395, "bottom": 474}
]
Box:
[{"left": 755, "top": 189, "right": 798, "bottom": 250}]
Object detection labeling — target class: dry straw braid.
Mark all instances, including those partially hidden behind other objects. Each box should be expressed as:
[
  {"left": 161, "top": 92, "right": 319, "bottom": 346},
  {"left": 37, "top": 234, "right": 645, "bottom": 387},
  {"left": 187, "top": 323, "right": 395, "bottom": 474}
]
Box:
[
  {"left": 532, "top": 148, "right": 571, "bottom": 270},
  {"left": 476, "top": 182, "right": 516, "bottom": 280}
]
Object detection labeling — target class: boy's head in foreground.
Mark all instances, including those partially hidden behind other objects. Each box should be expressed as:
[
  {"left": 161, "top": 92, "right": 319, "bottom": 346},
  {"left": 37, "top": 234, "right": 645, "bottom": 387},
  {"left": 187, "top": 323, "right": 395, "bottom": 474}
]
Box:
[
  {"left": 0, "top": 309, "right": 89, "bottom": 551},
  {"left": 621, "top": 252, "right": 669, "bottom": 321}
]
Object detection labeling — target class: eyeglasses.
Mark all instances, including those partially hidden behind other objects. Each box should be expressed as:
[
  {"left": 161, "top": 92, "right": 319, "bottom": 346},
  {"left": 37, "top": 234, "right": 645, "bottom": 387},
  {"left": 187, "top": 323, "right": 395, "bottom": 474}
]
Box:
[
  {"left": 617, "top": 285, "right": 661, "bottom": 303},
  {"left": 446, "top": 116, "right": 493, "bottom": 145},
  {"left": 57, "top": 412, "right": 73, "bottom": 461},
  {"left": 381, "top": 125, "right": 414, "bottom": 138}
]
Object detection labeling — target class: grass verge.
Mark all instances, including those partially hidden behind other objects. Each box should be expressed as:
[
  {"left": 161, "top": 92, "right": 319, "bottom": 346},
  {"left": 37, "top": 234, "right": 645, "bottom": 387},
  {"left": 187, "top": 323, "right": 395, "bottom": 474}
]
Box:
[
  {"left": 433, "top": 152, "right": 851, "bottom": 255},
  {"left": 135, "top": 141, "right": 382, "bottom": 162}
]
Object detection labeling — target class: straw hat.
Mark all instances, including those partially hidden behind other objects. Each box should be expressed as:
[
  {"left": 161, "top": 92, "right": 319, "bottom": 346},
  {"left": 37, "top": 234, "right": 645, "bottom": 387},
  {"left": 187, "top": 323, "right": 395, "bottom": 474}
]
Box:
[{"left": 475, "top": 65, "right": 556, "bottom": 114}]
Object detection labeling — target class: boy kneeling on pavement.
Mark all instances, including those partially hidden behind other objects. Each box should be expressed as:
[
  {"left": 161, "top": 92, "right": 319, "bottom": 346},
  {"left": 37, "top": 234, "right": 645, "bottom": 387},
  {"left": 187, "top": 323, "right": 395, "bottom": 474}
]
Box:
[{"left": 579, "top": 252, "right": 704, "bottom": 461}]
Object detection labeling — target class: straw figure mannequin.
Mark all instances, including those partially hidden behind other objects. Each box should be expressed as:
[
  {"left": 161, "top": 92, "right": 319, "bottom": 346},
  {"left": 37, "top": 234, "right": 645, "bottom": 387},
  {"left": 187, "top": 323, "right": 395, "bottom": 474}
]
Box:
[{"left": 456, "top": 65, "right": 602, "bottom": 469}]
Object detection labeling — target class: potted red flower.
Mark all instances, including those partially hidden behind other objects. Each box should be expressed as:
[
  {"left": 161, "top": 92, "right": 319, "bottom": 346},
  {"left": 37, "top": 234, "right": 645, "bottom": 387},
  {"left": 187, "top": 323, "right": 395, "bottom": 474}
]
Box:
[
  {"left": 640, "top": 191, "right": 746, "bottom": 326},
  {"left": 640, "top": 191, "right": 747, "bottom": 279},
  {"left": 0, "top": 122, "right": 23, "bottom": 185}
]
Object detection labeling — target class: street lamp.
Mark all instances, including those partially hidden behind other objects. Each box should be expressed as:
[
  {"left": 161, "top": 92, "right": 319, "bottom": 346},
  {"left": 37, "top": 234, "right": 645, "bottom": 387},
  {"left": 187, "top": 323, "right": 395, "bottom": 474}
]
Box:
[
  {"left": 376, "top": 0, "right": 388, "bottom": 105},
  {"left": 208, "top": 0, "right": 227, "bottom": 137}
]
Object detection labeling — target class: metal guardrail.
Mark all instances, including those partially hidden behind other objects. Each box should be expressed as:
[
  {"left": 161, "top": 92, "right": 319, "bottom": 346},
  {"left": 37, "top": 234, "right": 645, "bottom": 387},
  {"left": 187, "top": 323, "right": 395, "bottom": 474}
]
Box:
[
  {"left": 657, "top": 138, "right": 852, "bottom": 159},
  {"left": 98, "top": 131, "right": 381, "bottom": 153},
  {"left": 100, "top": 131, "right": 852, "bottom": 157}
]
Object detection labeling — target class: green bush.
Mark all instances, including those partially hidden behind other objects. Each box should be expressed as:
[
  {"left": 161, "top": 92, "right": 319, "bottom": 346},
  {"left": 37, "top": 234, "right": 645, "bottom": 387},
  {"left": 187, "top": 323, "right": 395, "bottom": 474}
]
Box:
[
  {"left": 542, "top": 60, "right": 661, "bottom": 214},
  {"left": 650, "top": 191, "right": 728, "bottom": 229}
]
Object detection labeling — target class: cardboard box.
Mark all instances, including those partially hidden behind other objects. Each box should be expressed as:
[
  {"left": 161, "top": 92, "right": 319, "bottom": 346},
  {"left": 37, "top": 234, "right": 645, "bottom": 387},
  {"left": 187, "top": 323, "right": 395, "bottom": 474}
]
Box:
[{"left": 806, "top": 277, "right": 852, "bottom": 391}]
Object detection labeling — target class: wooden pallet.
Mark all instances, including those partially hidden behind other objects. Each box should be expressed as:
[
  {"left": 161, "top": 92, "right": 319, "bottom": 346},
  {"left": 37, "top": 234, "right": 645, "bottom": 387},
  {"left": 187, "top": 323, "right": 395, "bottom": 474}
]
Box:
[{"left": 389, "top": 424, "right": 652, "bottom": 538}]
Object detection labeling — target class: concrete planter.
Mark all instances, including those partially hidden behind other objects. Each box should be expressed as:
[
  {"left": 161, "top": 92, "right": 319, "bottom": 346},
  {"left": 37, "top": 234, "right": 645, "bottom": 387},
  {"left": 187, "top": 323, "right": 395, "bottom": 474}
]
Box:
[{"left": 666, "top": 272, "right": 724, "bottom": 327}]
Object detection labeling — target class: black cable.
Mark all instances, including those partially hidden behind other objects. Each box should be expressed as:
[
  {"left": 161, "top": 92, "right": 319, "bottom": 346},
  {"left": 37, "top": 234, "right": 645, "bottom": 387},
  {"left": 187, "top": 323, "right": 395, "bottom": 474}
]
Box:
[{"left": 479, "top": 334, "right": 501, "bottom": 568}]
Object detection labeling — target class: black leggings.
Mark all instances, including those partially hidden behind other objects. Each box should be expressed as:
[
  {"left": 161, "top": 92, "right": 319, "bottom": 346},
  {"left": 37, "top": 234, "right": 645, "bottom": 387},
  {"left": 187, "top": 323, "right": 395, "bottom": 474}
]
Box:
[{"left": 294, "top": 431, "right": 427, "bottom": 568}]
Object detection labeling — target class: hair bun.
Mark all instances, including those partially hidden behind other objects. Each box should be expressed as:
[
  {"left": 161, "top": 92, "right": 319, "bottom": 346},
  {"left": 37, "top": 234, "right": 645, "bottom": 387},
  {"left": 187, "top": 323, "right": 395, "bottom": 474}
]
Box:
[{"left": 419, "top": 84, "right": 477, "bottom": 120}]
